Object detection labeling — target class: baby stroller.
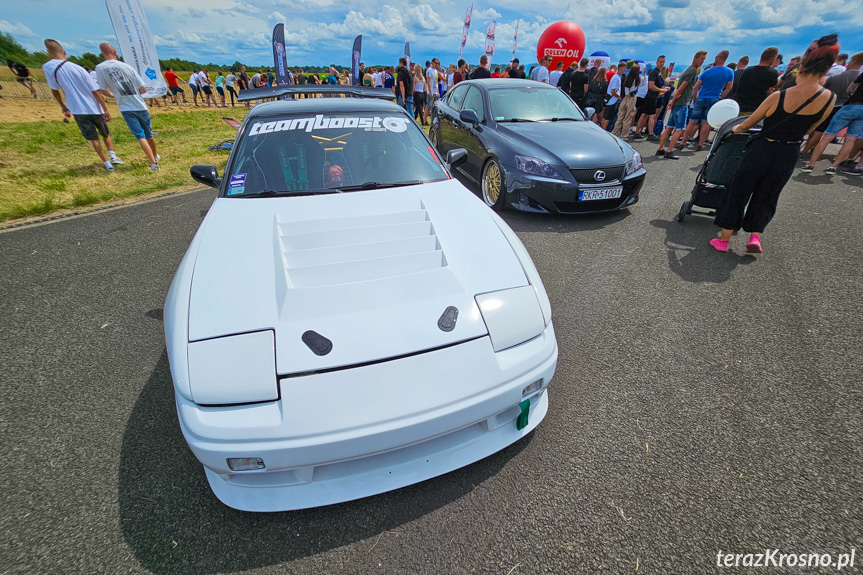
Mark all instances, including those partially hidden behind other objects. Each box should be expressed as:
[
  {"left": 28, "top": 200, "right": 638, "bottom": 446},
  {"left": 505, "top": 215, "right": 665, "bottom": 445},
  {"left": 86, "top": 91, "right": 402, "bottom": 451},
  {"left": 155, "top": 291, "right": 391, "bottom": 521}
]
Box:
[{"left": 676, "top": 116, "right": 760, "bottom": 222}]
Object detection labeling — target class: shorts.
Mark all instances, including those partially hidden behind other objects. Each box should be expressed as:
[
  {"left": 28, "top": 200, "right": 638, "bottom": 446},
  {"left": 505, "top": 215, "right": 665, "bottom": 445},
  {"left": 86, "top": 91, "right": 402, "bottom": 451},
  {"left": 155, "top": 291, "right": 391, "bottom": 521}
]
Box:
[
  {"left": 121, "top": 109, "right": 153, "bottom": 140},
  {"left": 74, "top": 114, "right": 109, "bottom": 141},
  {"left": 190, "top": 85, "right": 200, "bottom": 96},
  {"left": 427, "top": 93, "right": 439, "bottom": 107},
  {"left": 216, "top": 86, "right": 225, "bottom": 96},
  {"left": 670, "top": 105, "right": 689, "bottom": 131},
  {"left": 635, "top": 97, "right": 645, "bottom": 112},
  {"left": 201, "top": 85, "right": 213, "bottom": 95},
  {"left": 16, "top": 77, "right": 33, "bottom": 84},
  {"left": 169, "top": 86, "right": 184, "bottom": 96},
  {"left": 825, "top": 104, "right": 863, "bottom": 138},
  {"left": 689, "top": 97, "right": 719, "bottom": 121},
  {"left": 641, "top": 97, "right": 659, "bottom": 116}
]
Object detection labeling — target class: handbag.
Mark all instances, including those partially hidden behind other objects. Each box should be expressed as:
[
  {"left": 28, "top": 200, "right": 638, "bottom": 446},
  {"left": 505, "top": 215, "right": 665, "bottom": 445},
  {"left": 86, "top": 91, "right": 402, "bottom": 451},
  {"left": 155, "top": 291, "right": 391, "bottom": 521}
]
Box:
[{"left": 744, "top": 88, "right": 826, "bottom": 147}]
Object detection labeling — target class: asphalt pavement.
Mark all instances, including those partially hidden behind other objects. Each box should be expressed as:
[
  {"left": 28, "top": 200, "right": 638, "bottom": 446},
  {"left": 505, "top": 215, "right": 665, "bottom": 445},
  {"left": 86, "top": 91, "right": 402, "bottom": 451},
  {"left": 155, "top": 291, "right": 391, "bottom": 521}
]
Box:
[{"left": 1, "top": 143, "right": 861, "bottom": 574}]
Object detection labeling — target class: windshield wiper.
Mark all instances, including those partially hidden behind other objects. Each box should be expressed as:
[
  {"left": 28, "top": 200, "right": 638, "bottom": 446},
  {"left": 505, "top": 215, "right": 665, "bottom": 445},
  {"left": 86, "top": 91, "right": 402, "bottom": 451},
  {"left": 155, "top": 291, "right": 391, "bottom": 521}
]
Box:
[
  {"left": 237, "top": 189, "right": 341, "bottom": 198},
  {"left": 501, "top": 118, "right": 536, "bottom": 123},
  {"left": 542, "top": 117, "right": 581, "bottom": 122},
  {"left": 335, "top": 180, "right": 423, "bottom": 192}
]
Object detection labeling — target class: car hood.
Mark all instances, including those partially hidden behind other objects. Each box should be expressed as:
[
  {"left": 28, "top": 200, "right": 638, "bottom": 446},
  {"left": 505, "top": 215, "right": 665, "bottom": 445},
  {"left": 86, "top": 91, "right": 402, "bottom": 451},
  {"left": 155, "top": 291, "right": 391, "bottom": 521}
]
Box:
[
  {"left": 497, "top": 121, "right": 628, "bottom": 168},
  {"left": 187, "top": 179, "right": 528, "bottom": 374}
]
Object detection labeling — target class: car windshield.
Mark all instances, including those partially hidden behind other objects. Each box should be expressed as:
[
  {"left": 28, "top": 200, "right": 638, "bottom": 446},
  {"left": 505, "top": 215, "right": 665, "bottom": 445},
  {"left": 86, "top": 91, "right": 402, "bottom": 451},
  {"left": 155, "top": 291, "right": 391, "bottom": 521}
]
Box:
[
  {"left": 226, "top": 111, "right": 447, "bottom": 196},
  {"left": 488, "top": 86, "right": 586, "bottom": 122}
]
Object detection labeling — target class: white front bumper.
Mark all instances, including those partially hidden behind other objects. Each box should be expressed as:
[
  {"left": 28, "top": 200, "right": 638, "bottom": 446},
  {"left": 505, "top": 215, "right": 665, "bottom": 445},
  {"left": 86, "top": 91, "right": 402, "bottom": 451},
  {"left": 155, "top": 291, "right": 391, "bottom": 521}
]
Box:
[{"left": 176, "top": 325, "right": 557, "bottom": 512}]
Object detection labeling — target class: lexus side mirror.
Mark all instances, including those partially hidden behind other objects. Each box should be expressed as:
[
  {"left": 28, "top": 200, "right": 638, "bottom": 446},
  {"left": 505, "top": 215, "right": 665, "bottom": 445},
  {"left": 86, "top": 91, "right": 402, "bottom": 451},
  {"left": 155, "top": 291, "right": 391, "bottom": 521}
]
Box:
[
  {"left": 584, "top": 107, "right": 596, "bottom": 119},
  {"left": 446, "top": 148, "right": 468, "bottom": 170},
  {"left": 190, "top": 164, "right": 222, "bottom": 189},
  {"left": 459, "top": 109, "right": 480, "bottom": 125}
]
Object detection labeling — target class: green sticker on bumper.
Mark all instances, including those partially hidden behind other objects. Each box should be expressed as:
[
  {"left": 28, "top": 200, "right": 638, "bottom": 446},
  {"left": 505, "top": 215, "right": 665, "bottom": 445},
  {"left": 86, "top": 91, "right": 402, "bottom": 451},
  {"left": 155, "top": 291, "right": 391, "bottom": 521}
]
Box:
[{"left": 516, "top": 399, "right": 530, "bottom": 430}]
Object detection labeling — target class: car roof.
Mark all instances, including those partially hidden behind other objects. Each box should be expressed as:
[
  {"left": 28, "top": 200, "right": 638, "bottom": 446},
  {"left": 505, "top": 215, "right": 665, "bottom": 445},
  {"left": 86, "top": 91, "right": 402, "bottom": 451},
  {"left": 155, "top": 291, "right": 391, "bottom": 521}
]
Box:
[
  {"left": 459, "top": 79, "right": 558, "bottom": 91},
  {"left": 246, "top": 97, "right": 403, "bottom": 119}
]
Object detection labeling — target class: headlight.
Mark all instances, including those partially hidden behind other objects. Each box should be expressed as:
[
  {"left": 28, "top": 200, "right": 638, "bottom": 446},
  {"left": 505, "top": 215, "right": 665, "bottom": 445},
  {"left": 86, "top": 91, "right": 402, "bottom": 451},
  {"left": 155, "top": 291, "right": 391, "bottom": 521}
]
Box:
[
  {"left": 626, "top": 150, "right": 643, "bottom": 176},
  {"left": 187, "top": 330, "right": 278, "bottom": 405},
  {"left": 515, "top": 154, "right": 564, "bottom": 180},
  {"left": 476, "top": 286, "right": 546, "bottom": 352}
]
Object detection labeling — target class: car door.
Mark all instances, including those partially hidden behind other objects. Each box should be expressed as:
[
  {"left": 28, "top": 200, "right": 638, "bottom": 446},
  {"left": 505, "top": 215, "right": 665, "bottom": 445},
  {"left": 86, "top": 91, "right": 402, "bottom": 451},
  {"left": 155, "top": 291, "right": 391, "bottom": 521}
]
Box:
[
  {"left": 457, "top": 86, "right": 490, "bottom": 183},
  {"left": 436, "top": 83, "right": 469, "bottom": 156}
]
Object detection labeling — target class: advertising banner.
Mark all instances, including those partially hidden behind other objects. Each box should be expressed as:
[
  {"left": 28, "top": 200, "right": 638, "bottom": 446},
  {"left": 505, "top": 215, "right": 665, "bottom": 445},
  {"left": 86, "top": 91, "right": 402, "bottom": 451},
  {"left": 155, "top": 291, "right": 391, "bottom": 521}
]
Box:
[
  {"left": 511, "top": 21, "right": 519, "bottom": 64},
  {"left": 485, "top": 21, "right": 496, "bottom": 60},
  {"left": 351, "top": 35, "right": 362, "bottom": 86},
  {"left": 405, "top": 42, "right": 411, "bottom": 69},
  {"left": 272, "top": 23, "right": 289, "bottom": 86},
  {"left": 105, "top": 0, "right": 166, "bottom": 97},
  {"left": 459, "top": 4, "right": 472, "bottom": 60}
]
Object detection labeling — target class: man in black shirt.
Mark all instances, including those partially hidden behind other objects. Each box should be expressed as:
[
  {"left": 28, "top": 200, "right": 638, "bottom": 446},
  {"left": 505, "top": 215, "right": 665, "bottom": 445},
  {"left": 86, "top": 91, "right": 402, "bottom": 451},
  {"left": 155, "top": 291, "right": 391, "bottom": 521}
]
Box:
[
  {"left": 8, "top": 60, "right": 37, "bottom": 98},
  {"left": 508, "top": 58, "right": 526, "bottom": 79},
  {"left": 735, "top": 46, "right": 780, "bottom": 114},
  {"left": 396, "top": 58, "right": 414, "bottom": 115},
  {"left": 471, "top": 55, "right": 492, "bottom": 79},
  {"left": 636, "top": 55, "right": 669, "bottom": 140},
  {"left": 568, "top": 58, "right": 590, "bottom": 108},
  {"left": 558, "top": 62, "right": 577, "bottom": 94}
]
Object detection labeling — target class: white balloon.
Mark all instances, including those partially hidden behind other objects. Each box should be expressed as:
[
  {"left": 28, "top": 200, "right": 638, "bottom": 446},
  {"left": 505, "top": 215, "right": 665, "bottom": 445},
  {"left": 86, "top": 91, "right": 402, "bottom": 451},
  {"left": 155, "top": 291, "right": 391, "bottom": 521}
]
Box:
[{"left": 707, "top": 99, "right": 740, "bottom": 129}]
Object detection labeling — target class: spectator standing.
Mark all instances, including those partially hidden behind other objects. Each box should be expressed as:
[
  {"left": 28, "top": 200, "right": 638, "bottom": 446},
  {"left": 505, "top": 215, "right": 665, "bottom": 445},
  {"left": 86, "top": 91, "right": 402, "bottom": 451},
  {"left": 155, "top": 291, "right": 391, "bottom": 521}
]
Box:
[
  {"left": 632, "top": 64, "right": 650, "bottom": 137},
  {"left": 163, "top": 67, "right": 187, "bottom": 104},
  {"left": 656, "top": 50, "right": 707, "bottom": 159},
  {"left": 603, "top": 63, "right": 623, "bottom": 130},
  {"left": 508, "top": 58, "right": 526, "bottom": 79},
  {"left": 471, "top": 55, "right": 492, "bottom": 79},
  {"left": 215, "top": 71, "right": 226, "bottom": 107},
  {"left": 687, "top": 50, "right": 734, "bottom": 150},
  {"left": 606, "top": 64, "right": 618, "bottom": 83},
  {"left": 383, "top": 66, "right": 395, "bottom": 93},
  {"left": 636, "top": 55, "right": 670, "bottom": 141},
  {"left": 326, "top": 66, "right": 338, "bottom": 85},
  {"left": 42, "top": 39, "right": 122, "bottom": 171},
  {"left": 803, "top": 67, "right": 863, "bottom": 174},
  {"left": 7, "top": 60, "right": 38, "bottom": 98},
  {"left": 225, "top": 71, "right": 237, "bottom": 106},
  {"left": 612, "top": 63, "right": 640, "bottom": 139},
  {"left": 444, "top": 64, "right": 455, "bottom": 94},
  {"left": 558, "top": 62, "right": 577, "bottom": 95},
  {"left": 727, "top": 56, "right": 749, "bottom": 101},
  {"left": 585, "top": 66, "right": 608, "bottom": 123},
  {"left": 266, "top": 69, "right": 276, "bottom": 87},
  {"left": 237, "top": 66, "right": 250, "bottom": 107},
  {"left": 569, "top": 58, "right": 590, "bottom": 109},
  {"left": 199, "top": 70, "right": 216, "bottom": 106},
  {"left": 711, "top": 35, "right": 838, "bottom": 254},
  {"left": 426, "top": 59, "right": 441, "bottom": 123},
  {"left": 532, "top": 56, "right": 550, "bottom": 83},
  {"left": 779, "top": 56, "right": 803, "bottom": 89},
  {"left": 828, "top": 54, "right": 848, "bottom": 76},
  {"left": 413, "top": 65, "right": 426, "bottom": 125},
  {"left": 549, "top": 61, "right": 565, "bottom": 86},
  {"left": 396, "top": 57, "right": 413, "bottom": 116},
  {"left": 802, "top": 51, "right": 862, "bottom": 155},
  {"left": 735, "top": 47, "right": 781, "bottom": 114},
  {"left": 94, "top": 42, "right": 159, "bottom": 170},
  {"left": 453, "top": 59, "right": 466, "bottom": 85}
]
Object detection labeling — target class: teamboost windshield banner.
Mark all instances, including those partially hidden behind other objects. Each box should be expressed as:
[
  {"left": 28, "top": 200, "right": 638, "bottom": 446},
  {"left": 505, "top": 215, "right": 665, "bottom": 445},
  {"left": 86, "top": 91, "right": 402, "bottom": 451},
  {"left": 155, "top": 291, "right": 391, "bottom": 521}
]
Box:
[
  {"left": 104, "top": 0, "right": 166, "bottom": 97},
  {"left": 352, "top": 35, "right": 362, "bottom": 86},
  {"left": 272, "top": 23, "right": 289, "bottom": 86}
]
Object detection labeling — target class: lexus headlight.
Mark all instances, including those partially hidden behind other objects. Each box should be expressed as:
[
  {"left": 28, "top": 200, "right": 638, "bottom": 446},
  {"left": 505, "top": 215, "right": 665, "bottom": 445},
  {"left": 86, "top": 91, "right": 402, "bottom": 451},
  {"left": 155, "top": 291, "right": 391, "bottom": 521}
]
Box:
[
  {"left": 515, "top": 154, "right": 564, "bottom": 180},
  {"left": 626, "top": 151, "right": 643, "bottom": 176}
]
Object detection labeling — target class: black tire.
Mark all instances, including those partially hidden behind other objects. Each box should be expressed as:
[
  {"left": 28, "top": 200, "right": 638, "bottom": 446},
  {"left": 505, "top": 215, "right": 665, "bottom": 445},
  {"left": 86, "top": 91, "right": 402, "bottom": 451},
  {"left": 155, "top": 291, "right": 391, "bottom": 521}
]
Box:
[
  {"left": 481, "top": 158, "right": 506, "bottom": 211},
  {"left": 677, "top": 201, "right": 688, "bottom": 222}
]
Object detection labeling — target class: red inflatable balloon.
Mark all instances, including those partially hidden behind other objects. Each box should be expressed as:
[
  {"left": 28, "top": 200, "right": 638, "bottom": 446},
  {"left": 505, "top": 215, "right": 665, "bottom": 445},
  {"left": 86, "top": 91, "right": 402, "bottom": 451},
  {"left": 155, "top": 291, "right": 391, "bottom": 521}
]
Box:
[{"left": 536, "top": 21, "right": 586, "bottom": 70}]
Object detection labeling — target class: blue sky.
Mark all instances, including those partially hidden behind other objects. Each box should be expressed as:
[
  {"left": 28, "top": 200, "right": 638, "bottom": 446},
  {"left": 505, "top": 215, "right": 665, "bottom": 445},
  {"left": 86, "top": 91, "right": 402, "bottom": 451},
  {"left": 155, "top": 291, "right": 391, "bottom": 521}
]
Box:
[{"left": 3, "top": 0, "right": 860, "bottom": 69}]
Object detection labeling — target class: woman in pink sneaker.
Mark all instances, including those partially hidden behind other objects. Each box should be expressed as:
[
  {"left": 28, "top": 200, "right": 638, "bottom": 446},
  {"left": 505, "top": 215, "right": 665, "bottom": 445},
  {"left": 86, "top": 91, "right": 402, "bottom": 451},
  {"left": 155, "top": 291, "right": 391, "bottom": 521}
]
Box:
[{"left": 711, "top": 35, "right": 839, "bottom": 254}]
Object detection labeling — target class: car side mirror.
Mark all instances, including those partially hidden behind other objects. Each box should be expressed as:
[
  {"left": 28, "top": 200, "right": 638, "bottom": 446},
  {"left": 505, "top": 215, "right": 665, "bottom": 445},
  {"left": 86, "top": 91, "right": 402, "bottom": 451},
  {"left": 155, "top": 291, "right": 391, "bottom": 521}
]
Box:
[
  {"left": 446, "top": 148, "right": 468, "bottom": 170},
  {"left": 190, "top": 164, "right": 222, "bottom": 189},
  {"left": 459, "top": 109, "right": 479, "bottom": 125},
  {"left": 584, "top": 107, "right": 596, "bottom": 119}
]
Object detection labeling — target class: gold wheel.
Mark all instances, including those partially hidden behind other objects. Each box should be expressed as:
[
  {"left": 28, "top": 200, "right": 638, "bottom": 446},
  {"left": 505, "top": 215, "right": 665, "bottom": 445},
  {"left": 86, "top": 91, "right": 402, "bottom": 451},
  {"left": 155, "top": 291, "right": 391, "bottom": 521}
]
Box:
[{"left": 482, "top": 160, "right": 503, "bottom": 208}]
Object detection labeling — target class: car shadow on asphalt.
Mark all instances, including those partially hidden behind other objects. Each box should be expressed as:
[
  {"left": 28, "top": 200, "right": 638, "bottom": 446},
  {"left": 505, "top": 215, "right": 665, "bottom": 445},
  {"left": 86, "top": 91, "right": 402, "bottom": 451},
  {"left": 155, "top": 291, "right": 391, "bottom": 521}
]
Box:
[
  {"left": 118, "top": 351, "right": 531, "bottom": 575},
  {"left": 650, "top": 218, "right": 756, "bottom": 283},
  {"left": 501, "top": 207, "right": 630, "bottom": 233}
]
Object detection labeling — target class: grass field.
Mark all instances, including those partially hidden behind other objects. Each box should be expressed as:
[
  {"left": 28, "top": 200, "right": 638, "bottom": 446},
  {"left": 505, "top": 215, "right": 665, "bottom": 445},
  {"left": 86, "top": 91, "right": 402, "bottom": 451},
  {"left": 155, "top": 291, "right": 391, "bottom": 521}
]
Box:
[{"left": 0, "top": 94, "right": 249, "bottom": 223}]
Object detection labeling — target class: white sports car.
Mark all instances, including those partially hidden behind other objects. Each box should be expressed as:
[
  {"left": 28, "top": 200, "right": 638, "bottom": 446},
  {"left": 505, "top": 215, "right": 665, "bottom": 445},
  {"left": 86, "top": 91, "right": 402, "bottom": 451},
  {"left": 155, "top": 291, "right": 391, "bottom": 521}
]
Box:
[{"left": 164, "top": 87, "right": 558, "bottom": 512}]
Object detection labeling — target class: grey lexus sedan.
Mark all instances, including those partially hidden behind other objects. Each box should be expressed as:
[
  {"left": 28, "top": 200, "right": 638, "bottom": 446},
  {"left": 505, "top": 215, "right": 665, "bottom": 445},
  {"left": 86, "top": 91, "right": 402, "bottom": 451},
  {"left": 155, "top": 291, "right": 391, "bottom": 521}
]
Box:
[{"left": 429, "top": 79, "right": 646, "bottom": 214}]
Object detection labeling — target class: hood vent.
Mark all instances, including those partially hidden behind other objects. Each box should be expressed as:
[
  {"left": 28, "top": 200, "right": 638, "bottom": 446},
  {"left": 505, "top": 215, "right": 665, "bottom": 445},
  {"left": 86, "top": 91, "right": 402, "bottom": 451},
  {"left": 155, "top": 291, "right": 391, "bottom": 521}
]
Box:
[{"left": 276, "top": 204, "right": 447, "bottom": 289}]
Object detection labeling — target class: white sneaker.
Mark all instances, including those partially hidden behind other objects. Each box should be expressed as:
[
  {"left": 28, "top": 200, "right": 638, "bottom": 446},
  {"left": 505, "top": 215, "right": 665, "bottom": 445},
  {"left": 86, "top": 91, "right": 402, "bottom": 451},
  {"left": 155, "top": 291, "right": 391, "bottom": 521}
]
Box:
[
  {"left": 155, "top": 154, "right": 161, "bottom": 162},
  {"left": 150, "top": 163, "right": 160, "bottom": 171},
  {"left": 104, "top": 162, "right": 115, "bottom": 172},
  {"left": 109, "top": 156, "right": 124, "bottom": 165}
]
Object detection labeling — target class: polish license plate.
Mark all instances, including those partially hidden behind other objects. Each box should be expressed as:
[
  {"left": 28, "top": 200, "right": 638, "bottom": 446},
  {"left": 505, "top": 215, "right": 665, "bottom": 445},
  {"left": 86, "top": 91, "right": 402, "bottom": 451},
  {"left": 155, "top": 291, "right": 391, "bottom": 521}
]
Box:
[{"left": 579, "top": 187, "right": 623, "bottom": 201}]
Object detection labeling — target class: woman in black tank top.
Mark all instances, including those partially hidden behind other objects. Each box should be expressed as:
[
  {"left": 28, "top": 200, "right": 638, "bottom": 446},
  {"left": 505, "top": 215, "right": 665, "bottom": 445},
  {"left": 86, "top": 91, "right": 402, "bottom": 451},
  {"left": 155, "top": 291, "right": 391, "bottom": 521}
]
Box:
[{"left": 711, "top": 35, "right": 839, "bottom": 254}]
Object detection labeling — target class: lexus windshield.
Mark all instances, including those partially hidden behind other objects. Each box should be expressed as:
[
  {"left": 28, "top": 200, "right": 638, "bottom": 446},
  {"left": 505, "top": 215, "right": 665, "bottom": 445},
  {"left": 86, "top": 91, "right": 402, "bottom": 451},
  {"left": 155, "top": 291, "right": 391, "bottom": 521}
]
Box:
[
  {"left": 489, "top": 86, "right": 586, "bottom": 122},
  {"left": 226, "top": 112, "right": 448, "bottom": 196}
]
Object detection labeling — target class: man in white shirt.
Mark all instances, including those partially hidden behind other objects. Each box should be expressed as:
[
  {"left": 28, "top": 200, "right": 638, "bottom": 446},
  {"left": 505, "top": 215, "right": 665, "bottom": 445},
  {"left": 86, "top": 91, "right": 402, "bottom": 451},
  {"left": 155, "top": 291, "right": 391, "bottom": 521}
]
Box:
[
  {"left": 188, "top": 70, "right": 200, "bottom": 105},
  {"left": 602, "top": 64, "right": 623, "bottom": 131},
  {"left": 95, "top": 42, "right": 159, "bottom": 170},
  {"left": 828, "top": 53, "right": 848, "bottom": 76},
  {"left": 536, "top": 56, "right": 551, "bottom": 83},
  {"left": 42, "top": 38, "right": 122, "bottom": 172},
  {"left": 425, "top": 58, "right": 441, "bottom": 124},
  {"left": 549, "top": 61, "right": 565, "bottom": 86}
]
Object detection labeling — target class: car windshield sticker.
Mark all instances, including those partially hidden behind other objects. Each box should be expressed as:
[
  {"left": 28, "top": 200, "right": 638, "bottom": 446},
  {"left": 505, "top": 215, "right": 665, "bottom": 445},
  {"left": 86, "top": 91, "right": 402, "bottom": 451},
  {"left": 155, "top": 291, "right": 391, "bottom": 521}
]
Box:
[
  {"left": 227, "top": 186, "right": 244, "bottom": 195},
  {"left": 495, "top": 116, "right": 505, "bottom": 121},
  {"left": 229, "top": 173, "right": 246, "bottom": 187},
  {"left": 248, "top": 115, "right": 408, "bottom": 136},
  {"left": 276, "top": 146, "right": 296, "bottom": 191}
]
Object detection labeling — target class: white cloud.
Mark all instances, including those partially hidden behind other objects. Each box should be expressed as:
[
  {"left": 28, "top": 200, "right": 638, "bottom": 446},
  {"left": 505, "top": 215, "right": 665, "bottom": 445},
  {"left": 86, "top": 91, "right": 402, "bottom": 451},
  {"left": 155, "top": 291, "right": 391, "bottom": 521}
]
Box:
[{"left": 0, "top": 19, "right": 35, "bottom": 37}]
